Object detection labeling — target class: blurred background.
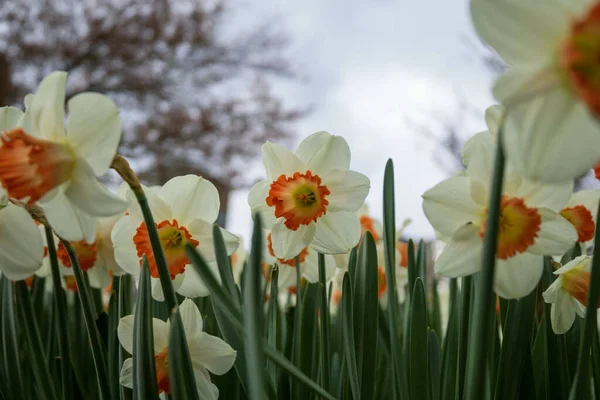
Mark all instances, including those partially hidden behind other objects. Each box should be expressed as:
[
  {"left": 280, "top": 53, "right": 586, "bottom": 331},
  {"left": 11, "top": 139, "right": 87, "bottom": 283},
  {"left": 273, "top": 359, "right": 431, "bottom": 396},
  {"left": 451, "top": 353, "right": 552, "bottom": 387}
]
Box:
[{"left": 2, "top": 0, "right": 596, "bottom": 243}]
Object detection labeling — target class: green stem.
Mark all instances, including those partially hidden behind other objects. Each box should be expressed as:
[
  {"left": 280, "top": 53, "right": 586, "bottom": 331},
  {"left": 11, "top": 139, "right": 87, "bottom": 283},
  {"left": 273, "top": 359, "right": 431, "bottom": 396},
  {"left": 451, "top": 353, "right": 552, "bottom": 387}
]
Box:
[
  {"left": 134, "top": 192, "right": 178, "bottom": 311},
  {"left": 569, "top": 200, "right": 600, "bottom": 399},
  {"left": 45, "top": 228, "right": 73, "bottom": 400},
  {"left": 59, "top": 239, "right": 110, "bottom": 400},
  {"left": 464, "top": 127, "right": 505, "bottom": 399}
]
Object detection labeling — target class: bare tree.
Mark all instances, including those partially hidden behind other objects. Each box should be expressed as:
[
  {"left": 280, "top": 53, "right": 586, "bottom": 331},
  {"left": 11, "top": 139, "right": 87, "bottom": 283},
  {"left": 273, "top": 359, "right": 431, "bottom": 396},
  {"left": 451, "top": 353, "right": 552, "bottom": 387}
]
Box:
[{"left": 0, "top": 0, "right": 305, "bottom": 213}]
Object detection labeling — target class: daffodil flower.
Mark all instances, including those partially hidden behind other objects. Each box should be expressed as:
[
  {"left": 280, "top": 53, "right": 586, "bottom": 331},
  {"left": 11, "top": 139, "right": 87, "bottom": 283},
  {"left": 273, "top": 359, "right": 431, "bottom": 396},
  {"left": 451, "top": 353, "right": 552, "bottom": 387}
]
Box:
[
  {"left": 0, "top": 73, "right": 127, "bottom": 242},
  {"left": 471, "top": 0, "right": 600, "bottom": 182},
  {"left": 248, "top": 131, "right": 370, "bottom": 260},
  {"left": 118, "top": 298, "right": 236, "bottom": 398},
  {"left": 560, "top": 190, "right": 600, "bottom": 254},
  {"left": 543, "top": 255, "right": 594, "bottom": 334},
  {"left": 423, "top": 113, "right": 577, "bottom": 299},
  {"left": 112, "top": 175, "right": 239, "bottom": 301},
  {"left": 0, "top": 190, "right": 44, "bottom": 280}
]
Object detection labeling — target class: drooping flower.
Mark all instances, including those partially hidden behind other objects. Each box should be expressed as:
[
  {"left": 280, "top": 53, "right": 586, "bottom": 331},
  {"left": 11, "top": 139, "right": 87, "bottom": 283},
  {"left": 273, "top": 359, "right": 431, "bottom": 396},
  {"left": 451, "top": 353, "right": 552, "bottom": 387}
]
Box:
[
  {"left": 470, "top": 0, "right": 600, "bottom": 182},
  {"left": 423, "top": 120, "right": 577, "bottom": 299},
  {"left": 560, "top": 190, "right": 600, "bottom": 253},
  {"left": 112, "top": 175, "right": 239, "bottom": 301},
  {"left": 543, "top": 255, "right": 596, "bottom": 334},
  {"left": 248, "top": 131, "right": 370, "bottom": 260},
  {"left": 0, "top": 189, "right": 44, "bottom": 280},
  {"left": 118, "top": 298, "right": 236, "bottom": 398},
  {"left": 0, "top": 74, "right": 127, "bottom": 242}
]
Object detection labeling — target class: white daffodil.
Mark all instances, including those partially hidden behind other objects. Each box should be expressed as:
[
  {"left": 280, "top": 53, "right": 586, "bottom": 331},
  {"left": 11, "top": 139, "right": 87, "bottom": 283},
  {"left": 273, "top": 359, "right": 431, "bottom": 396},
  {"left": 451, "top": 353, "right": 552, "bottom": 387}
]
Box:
[
  {"left": 470, "top": 0, "right": 600, "bottom": 182},
  {"left": 559, "top": 190, "right": 600, "bottom": 254},
  {"left": 55, "top": 214, "right": 125, "bottom": 289},
  {"left": 262, "top": 229, "right": 336, "bottom": 291},
  {"left": 543, "top": 255, "right": 592, "bottom": 334},
  {"left": 112, "top": 175, "right": 239, "bottom": 301},
  {"left": 0, "top": 190, "right": 44, "bottom": 280},
  {"left": 118, "top": 299, "right": 236, "bottom": 398},
  {"left": 0, "top": 73, "right": 127, "bottom": 242},
  {"left": 248, "top": 131, "right": 370, "bottom": 260},
  {"left": 423, "top": 121, "right": 577, "bottom": 299}
]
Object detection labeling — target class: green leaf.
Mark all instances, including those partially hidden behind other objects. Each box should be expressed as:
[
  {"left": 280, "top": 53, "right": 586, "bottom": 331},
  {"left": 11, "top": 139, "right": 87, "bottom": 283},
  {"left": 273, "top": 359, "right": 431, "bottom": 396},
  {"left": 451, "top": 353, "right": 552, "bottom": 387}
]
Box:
[
  {"left": 118, "top": 275, "right": 134, "bottom": 400},
  {"left": 410, "top": 278, "right": 429, "bottom": 400},
  {"left": 185, "top": 243, "right": 335, "bottom": 400},
  {"left": 407, "top": 240, "right": 417, "bottom": 299},
  {"left": 1, "top": 277, "right": 24, "bottom": 400},
  {"left": 353, "top": 232, "right": 379, "bottom": 400},
  {"left": 417, "top": 239, "right": 427, "bottom": 285},
  {"left": 430, "top": 279, "right": 442, "bottom": 342},
  {"left": 212, "top": 224, "right": 240, "bottom": 301},
  {"left": 439, "top": 279, "right": 459, "bottom": 400},
  {"left": 266, "top": 267, "right": 281, "bottom": 391},
  {"left": 107, "top": 276, "right": 121, "bottom": 400},
  {"left": 591, "top": 328, "right": 600, "bottom": 400},
  {"left": 45, "top": 228, "right": 73, "bottom": 400},
  {"left": 14, "top": 281, "right": 58, "bottom": 400},
  {"left": 456, "top": 276, "right": 473, "bottom": 400},
  {"left": 428, "top": 330, "right": 441, "bottom": 400},
  {"left": 296, "top": 283, "right": 320, "bottom": 399},
  {"left": 569, "top": 202, "right": 600, "bottom": 400},
  {"left": 531, "top": 312, "right": 547, "bottom": 400},
  {"left": 494, "top": 291, "right": 536, "bottom": 400},
  {"left": 382, "top": 158, "right": 402, "bottom": 399},
  {"left": 168, "top": 307, "right": 200, "bottom": 400},
  {"left": 318, "top": 253, "right": 332, "bottom": 393},
  {"left": 58, "top": 239, "right": 110, "bottom": 400},
  {"left": 132, "top": 256, "right": 159, "bottom": 399},
  {"left": 341, "top": 273, "right": 361, "bottom": 400},
  {"left": 464, "top": 125, "right": 506, "bottom": 400},
  {"left": 243, "top": 214, "right": 268, "bottom": 400}
]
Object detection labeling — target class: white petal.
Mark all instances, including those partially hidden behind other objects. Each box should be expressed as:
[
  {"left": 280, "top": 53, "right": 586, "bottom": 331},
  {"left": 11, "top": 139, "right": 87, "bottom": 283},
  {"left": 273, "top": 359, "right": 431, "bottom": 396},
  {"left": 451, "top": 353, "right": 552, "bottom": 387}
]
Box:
[
  {"left": 42, "top": 190, "right": 97, "bottom": 242},
  {"left": 566, "top": 190, "right": 600, "bottom": 218},
  {"left": 0, "top": 107, "right": 23, "bottom": 132},
  {"left": 29, "top": 71, "right": 67, "bottom": 140},
  {"left": 151, "top": 274, "right": 184, "bottom": 302},
  {"left": 295, "top": 131, "right": 351, "bottom": 175},
  {"left": 470, "top": 0, "right": 569, "bottom": 68},
  {"left": 187, "top": 219, "right": 239, "bottom": 261},
  {"left": 152, "top": 318, "right": 170, "bottom": 352},
  {"left": 551, "top": 290, "right": 576, "bottom": 335},
  {"left": 325, "top": 171, "right": 370, "bottom": 213},
  {"left": 158, "top": 175, "right": 220, "bottom": 226},
  {"left": 111, "top": 216, "right": 141, "bottom": 276},
  {"left": 502, "top": 88, "right": 600, "bottom": 183},
  {"left": 434, "top": 224, "right": 482, "bottom": 278},
  {"left": 493, "top": 67, "right": 561, "bottom": 105},
  {"left": 462, "top": 131, "right": 495, "bottom": 182},
  {"left": 261, "top": 142, "right": 306, "bottom": 181},
  {"left": 179, "top": 298, "right": 204, "bottom": 337},
  {"left": 64, "top": 162, "right": 128, "bottom": 217},
  {"left": 86, "top": 264, "right": 111, "bottom": 289},
  {"left": 312, "top": 212, "right": 361, "bottom": 255},
  {"left": 248, "top": 180, "right": 277, "bottom": 227},
  {"left": 193, "top": 368, "right": 220, "bottom": 400},
  {"left": 119, "top": 358, "right": 134, "bottom": 388},
  {"left": 125, "top": 185, "right": 172, "bottom": 224},
  {"left": 542, "top": 276, "right": 564, "bottom": 304},
  {"left": 271, "top": 220, "right": 316, "bottom": 260},
  {"left": 422, "top": 176, "right": 482, "bottom": 237},
  {"left": 0, "top": 205, "right": 44, "bottom": 280},
  {"left": 176, "top": 265, "right": 212, "bottom": 298},
  {"left": 189, "top": 332, "right": 237, "bottom": 375},
  {"left": 117, "top": 315, "right": 135, "bottom": 354},
  {"left": 66, "top": 92, "right": 121, "bottom": 175},
  {"left": 494, "top": 253, "right": 543, "bottom": 299},
  {"left": 484, "top": 105, "right": 504, "bottom": 135},
  {"left": 513, "top": 179, "right": 573, "bottom": 211},
  {"left": 528, "top": 209, "right": 578, "bottom": 256}
]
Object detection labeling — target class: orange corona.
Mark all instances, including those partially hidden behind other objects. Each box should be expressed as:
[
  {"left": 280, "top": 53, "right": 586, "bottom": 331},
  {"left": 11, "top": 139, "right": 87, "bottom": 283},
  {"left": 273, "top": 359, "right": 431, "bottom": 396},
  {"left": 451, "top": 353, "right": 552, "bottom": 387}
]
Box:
[
  {"left": 479, "top": 197, "right": 541, "bottom": 260},
  {"left": 267, "top": 232, "right": 309, "bottom": 267},
  {"left": 57, "top": 240, "right": 98, "bottom": 271},
  {"left": 266, "top": 171, "right": 330, "bottom": 230},
  {"left": 154, "top": 349, "right": 171, "bottom": 394},
  {"left": 561, "top": 205, "right": 595, "bottom": 243},
  {"left": 133, "top": 220, "right": 199, "bottom": 279},
  {"left": 561, "top": 3, "right": 600, "bottom": 116},
  {"left": 0, "top": 128, "right": 75, "bottom": 204}
]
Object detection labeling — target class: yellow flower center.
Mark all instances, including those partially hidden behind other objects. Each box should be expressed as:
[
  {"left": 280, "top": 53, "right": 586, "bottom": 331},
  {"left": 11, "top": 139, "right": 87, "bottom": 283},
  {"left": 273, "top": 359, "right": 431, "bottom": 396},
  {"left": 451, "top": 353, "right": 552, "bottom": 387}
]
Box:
[
  {"left": 479, "top": 196, "right": 541, "bottom": 260},
  {"left": 561, "top": 3, "right": 600, "bottom": 116},
  {"left": 266, "top": 171, "right": 330, "bottom": 230},
  {"left": 0, "top": 128, "right": 75, "bottom": 204},
  {"left": 56, "top": 240, "right": 98, "bottom": 271},
  {"left": 560, "top": 205, "right": 595, "bottom": 243},
  {"left": 133, "top": 219, "right": 199, "bottom": 279},
  {"left": 154, "top": 348, "right": 171, "bottom": 394}
]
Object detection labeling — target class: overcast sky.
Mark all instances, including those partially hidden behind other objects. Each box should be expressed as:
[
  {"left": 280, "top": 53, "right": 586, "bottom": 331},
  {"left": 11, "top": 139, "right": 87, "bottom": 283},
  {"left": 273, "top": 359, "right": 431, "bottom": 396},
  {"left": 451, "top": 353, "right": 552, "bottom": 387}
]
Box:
[{"left": 226, "top": 0, "right": 496, "bottom": 242}]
